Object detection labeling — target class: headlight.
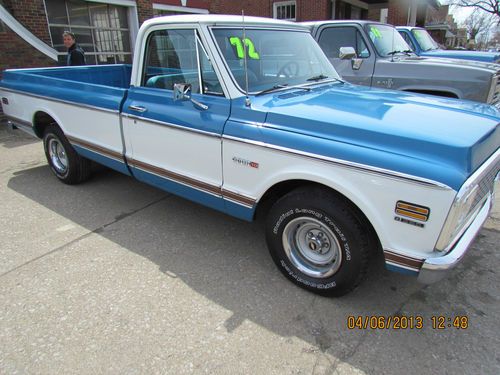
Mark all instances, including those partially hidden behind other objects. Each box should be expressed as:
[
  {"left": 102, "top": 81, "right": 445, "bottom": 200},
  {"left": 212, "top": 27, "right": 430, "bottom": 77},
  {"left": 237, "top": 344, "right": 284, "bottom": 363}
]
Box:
[
  {"left": 435, "top": 150, "right": 499, "bottom": 252},
  {"left": 435, "top": 184, "right": 481, "bottom": 252}
]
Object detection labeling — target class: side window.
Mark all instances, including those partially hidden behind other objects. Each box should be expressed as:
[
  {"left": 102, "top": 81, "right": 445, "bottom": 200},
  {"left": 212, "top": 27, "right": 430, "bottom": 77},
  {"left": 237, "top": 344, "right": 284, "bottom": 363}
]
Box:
[
  {"left": 400, "top": 31, "right": 415, "bottom": 51},
  {"left": 198, "top": 42, "right": 224, "bottom": 96},
  {"left": 318, "top": 27, "right": 369, "bottom": 59},
  {"left": 142, "top": 29, "right": 200, "bottom": 93}
]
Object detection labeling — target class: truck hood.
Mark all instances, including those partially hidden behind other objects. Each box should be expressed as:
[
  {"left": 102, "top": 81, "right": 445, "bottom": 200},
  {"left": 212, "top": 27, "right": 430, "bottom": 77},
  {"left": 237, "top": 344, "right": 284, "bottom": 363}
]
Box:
[
  {"left": 421, "top": 49, "right": 500, "bottom": 63},
  {"left": 252, "top": 83, "right": 500, "bottom": 190},
  {"left": 389, "top": 54, "right": 499, "bottom": 73}
]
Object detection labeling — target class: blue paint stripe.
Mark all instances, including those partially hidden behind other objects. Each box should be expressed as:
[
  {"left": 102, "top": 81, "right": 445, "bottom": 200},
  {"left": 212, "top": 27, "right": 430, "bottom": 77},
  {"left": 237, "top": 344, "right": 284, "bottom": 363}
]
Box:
[
  {"left": 385, "top": 263, "right": 419, "bottom": 277},
  {"left": 72, "top": 145, "right": 131, "bottom": 176},
  {"left": 224, "top": 199, "right": 255, "bottom": 221},
  {"left": 132, "top": 166, "right": 225, "bottom": 211}
]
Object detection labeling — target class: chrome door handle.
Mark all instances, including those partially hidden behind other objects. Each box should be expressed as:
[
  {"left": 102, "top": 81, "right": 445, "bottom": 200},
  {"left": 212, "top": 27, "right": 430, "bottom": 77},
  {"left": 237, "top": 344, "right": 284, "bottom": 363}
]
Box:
[{"left": 128, "top": 105, "right": 147, "bottom": 113}]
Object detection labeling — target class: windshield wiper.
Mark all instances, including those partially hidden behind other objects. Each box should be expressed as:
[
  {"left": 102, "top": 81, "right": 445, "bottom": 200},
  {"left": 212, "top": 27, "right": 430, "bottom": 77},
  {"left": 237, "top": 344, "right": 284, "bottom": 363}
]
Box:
[
  {"left": 387, "top": 49, "right": 413, "bottom": 56},
  {"left": 256, "top": 84, "right": 311, "bottom": 96},
  {"left": 307, "top": 74, "right": 330, "bottom": 81}
]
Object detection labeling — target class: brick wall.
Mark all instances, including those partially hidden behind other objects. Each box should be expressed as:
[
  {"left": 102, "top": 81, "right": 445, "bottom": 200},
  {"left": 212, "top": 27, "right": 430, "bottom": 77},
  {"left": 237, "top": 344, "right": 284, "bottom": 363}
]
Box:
[
  {"left": 209, "top": 0, "right": 330, "bottom": 22},
  {"left": 209, "top": 0, "right": 271, "bottom": 17},
  {"left": 387, "top": 0, "right": 410, "bottom": 26},
  {"left": 136, "top": 0, "right": 154, "bottom": 25},
  {"left": 0, "top": 0, "right": 56, "bottom": 79}
]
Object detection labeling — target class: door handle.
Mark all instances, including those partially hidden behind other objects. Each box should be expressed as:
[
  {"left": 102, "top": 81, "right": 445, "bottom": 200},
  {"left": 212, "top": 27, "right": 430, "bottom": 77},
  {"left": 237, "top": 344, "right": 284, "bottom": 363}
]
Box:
[{"left": 128, "top": 105, "right": 147, "bottom": 113}]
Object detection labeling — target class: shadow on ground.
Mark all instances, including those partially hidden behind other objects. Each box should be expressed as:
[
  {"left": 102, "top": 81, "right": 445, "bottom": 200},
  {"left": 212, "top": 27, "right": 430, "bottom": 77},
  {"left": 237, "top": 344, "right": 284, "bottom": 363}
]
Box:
[{"left": 7, "top": 161, "right": 498, "bottom": 374}]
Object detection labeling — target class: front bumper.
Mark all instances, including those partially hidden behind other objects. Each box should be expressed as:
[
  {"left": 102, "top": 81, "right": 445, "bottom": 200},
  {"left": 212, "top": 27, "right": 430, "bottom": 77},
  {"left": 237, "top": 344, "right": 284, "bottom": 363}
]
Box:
[{"left": 417, "top": 194, "right": 493, "bottom": 284}]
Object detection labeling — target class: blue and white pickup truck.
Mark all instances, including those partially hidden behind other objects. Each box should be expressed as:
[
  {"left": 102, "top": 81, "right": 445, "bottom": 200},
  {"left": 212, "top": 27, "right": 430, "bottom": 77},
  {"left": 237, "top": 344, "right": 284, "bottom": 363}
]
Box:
[
  {"left": 397, "top": 26, "right": 500, "bottom": 63},
  {"left": 1, "top": 15, "right": 499, "bottom": 296}
]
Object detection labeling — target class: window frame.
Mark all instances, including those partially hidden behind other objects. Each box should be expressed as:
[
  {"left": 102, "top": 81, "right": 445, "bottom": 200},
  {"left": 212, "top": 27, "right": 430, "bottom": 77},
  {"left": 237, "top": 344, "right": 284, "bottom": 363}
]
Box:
[
  {"left": 43, "top": 0, "right": 134, "bottom": 65},
  {"left": 140, "top": 27, "right": 225, "bottom": 97},
  {"left": 318, "top": 24, "right": 372, "bottom": 59},
  {"left": 273, "top": 1, "right": 297, "bottom": 21},
  {"left": 209, "top": 26, "right": 339, "bottom": 96}
]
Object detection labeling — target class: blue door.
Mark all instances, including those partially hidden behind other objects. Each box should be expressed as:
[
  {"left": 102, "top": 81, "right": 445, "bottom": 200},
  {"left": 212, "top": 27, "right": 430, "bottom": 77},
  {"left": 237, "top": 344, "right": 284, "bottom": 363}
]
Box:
[{"left": 122, "top": 28, "right": 230, "bottom": 212}]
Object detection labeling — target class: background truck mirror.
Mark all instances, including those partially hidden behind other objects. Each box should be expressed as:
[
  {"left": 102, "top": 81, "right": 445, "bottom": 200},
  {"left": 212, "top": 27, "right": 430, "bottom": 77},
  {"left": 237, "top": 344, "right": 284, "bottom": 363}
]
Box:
[{"left": 339, "top": 46, "right": 356, "bottom": 60}]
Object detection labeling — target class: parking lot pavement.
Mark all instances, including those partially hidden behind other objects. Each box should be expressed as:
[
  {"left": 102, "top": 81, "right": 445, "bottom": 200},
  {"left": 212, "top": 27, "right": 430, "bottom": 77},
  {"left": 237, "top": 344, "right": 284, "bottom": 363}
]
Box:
[{"left": 0, "top": 124, "right": 499, "bottom": 375}]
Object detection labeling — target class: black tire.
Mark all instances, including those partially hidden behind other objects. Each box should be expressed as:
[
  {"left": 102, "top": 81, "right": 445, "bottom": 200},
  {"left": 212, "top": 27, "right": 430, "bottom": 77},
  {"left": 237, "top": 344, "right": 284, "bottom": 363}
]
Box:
[
  {"left": 265, "top": 186, "right": 371, "bottom": 297},
  {"left": 43, "top": 124, "right": 91, "bottom": 184}
]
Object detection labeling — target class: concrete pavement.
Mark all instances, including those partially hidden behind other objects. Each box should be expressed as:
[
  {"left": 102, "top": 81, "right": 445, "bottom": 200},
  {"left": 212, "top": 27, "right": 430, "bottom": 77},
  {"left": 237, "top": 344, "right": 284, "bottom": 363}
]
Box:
[{"left": 0, "top": 124, "right": 499, "bottom": 374}]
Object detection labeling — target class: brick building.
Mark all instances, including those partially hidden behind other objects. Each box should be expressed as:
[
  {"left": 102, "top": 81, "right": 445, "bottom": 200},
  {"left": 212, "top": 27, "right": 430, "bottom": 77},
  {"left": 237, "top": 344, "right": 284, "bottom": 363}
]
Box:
[{"left": 0, "top": 0, "right": 442, "bottom": 76}]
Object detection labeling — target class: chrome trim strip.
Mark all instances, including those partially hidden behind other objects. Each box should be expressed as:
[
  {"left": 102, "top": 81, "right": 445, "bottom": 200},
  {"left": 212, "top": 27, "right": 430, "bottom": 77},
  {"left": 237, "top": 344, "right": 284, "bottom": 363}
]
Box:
[
  {"left": 121, "top": 113, "right": 221, "bottom": 138},
  {"left": 68, "top": 136, "right": 124, "bottom": 163},
  {"left": 133, "top": 163, "right": 223, "bottom": 199},
  {"left": 223, "top": 134, "right": 452, "bottom": 190},
  {"left": 127, "top": 157, "right": 257, "bottom": 208},
  {"left": 0, "top": 87, "right": 120, "bottom": 114},
  {"left": 383, "top": 249, "right": 423, "bottom": 271}
]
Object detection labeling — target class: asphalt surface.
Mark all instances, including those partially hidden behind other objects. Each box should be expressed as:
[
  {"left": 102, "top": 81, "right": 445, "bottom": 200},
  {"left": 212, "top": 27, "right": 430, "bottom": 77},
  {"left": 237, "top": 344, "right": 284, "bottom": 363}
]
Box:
[{"left": 0, "top": 124, "right": 499, "bottom": 375}]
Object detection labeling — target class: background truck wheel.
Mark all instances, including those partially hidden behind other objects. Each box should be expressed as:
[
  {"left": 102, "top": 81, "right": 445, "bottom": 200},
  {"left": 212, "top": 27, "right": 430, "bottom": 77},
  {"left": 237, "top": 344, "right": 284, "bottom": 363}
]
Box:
[
  {"left": 265, "top": 186, "right": 371, "bottom": 297},
  {"left": 43, "top": 125, "right": 91, "bottom": 184}
]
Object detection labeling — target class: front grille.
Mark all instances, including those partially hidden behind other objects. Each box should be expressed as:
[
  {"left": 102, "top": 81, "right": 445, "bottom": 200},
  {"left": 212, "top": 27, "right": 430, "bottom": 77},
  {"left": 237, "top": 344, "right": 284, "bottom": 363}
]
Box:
[{"left": 490, "top": 73, "right": 500, "bottom": 106}]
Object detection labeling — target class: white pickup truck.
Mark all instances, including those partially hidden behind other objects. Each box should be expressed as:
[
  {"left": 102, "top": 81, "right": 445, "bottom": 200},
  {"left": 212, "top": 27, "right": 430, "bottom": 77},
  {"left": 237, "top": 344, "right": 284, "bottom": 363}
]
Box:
[{"left": 1, "top": 15, "right": 499, "bottom": 296}]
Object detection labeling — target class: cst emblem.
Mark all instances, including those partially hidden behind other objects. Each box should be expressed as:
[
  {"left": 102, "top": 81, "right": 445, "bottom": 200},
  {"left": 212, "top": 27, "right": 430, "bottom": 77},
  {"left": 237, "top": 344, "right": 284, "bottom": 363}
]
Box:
[{"left": 232, "top": 156, "right": 259, "bottom": 169}]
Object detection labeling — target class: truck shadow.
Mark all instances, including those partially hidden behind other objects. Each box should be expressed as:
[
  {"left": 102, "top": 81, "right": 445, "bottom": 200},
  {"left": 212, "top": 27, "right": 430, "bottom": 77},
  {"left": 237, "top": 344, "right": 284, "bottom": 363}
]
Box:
[
  {"left": 9, "top": 163, "right": 480, "bottom": 372},
  {"left": 0, "top": 124, "right": 40, "bottom": 149}
]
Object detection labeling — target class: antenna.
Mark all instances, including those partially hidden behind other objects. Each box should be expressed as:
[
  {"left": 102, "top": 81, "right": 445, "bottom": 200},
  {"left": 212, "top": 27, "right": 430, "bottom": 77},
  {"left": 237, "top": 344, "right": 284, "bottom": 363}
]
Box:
[
  {"left": 391, "top": 25, "right": 395, "bottom": 63},
  {"left": 242, "top": 10, "right": 251, "bottom": 107}
]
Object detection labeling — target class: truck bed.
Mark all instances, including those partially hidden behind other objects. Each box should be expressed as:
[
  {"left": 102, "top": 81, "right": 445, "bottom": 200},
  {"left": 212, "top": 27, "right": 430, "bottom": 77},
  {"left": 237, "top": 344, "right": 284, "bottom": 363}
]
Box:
[{"left": 0, "top": 65, "right": 132, "bottom": 112}]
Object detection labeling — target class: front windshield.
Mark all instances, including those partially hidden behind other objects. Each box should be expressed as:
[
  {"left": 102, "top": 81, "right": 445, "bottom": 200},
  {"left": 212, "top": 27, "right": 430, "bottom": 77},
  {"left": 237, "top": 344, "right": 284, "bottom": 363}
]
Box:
[
  {"left": 212, "top": 28, "right": 340, "bottom": 93},
  {"left": 412, "top": 29, "right": 438, "bottom": 51},
  {"left": 365, "top": 24, "right": 412, "bottom": 57}
]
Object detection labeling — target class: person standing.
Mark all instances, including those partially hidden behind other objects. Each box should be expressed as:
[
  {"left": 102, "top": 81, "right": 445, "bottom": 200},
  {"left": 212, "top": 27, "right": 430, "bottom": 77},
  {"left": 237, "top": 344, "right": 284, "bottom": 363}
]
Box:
[{"left": 63, "top": 31, "right": 86, "bottom": 66}]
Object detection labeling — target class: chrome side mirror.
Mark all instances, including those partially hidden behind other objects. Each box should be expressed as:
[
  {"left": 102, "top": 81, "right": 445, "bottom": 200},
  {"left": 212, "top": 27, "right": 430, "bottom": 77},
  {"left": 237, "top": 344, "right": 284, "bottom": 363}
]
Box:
[
  {"left": 173, "top": 83, "right": 192, "bottom": 101},
  {"left": 173, "top": 83, "right": 208, "bottom": 110},
  {"left": 339, "top": 46, "right": 356, "bottom": 60}
]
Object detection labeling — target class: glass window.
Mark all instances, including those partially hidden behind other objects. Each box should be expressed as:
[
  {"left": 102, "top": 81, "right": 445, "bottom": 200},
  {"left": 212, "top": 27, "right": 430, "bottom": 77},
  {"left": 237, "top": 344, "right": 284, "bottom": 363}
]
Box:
[
  {"left": 412, "top": 29, "right": 439, "bottom": 51},
  {"left": 67, "top": 0, "right": 90, "bottom": 26},
  {"left": 274, "top": 1, "right": 296, "bottom": 21},
  {"left": 399, "top": 31, "right": 416, "bottom": 51},
  {"left": 142, "top": 29, "right": 200, "bottom": 93},
  {"left": 319, "top": 27, "right": 369, "bottom": 59},
  {"left": 44, "top": 0, "right": 132, "bottom": 65},
  {"left": 199, "top": 42, "right": 223, "bottom": 96},
  {"left": 365, "top": 24, "right": 412, "bottom": 57},
  {"left": 213, "top": 28, "right": 340, "bottom": 93}
]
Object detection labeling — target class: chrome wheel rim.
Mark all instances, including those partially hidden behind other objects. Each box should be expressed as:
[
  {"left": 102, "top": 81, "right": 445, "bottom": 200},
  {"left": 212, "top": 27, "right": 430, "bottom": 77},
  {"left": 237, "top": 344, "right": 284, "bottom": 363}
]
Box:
[
  {"left": 282, "top": 217, "right": 342, "bottom": 278},
  {"left": 48, "top": 138, "right": 68, "bottom": 174}
]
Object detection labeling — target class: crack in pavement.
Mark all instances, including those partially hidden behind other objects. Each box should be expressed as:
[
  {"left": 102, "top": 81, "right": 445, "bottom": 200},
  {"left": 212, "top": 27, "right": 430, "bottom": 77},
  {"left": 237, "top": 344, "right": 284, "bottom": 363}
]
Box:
[{"left": 0, "top": 194, "right": 170, "bottom": 279}]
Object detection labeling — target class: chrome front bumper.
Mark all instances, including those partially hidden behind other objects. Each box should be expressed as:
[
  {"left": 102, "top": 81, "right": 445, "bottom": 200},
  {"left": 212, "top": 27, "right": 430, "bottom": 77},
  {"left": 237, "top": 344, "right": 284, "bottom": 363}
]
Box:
[{"left": 417, "top": 194, "right": 493, "bottom": 284}]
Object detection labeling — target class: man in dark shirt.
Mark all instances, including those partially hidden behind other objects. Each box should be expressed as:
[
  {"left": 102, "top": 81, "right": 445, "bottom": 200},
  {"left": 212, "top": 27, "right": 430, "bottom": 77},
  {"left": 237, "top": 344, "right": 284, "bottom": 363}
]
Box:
[{"left": 63, "top": 31, "right": 86, "bottom": 66}]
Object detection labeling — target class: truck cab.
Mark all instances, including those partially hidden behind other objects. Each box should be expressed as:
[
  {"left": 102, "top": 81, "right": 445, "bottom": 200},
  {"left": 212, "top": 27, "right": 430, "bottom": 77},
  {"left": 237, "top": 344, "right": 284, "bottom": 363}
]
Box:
[
  {"left": 397, "top": 26, "right": 500, "bottom": 64},
  {"left": 305, "top": 20, "right": 500, "bottom": 105}
]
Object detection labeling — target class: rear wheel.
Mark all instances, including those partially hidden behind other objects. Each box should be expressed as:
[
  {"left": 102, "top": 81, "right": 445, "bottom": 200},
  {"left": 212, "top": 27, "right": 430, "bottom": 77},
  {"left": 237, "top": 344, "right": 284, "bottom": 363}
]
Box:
[
  {"left": 43, "top": 125, "right": 91, "bottom": 184},
  {"left": 265, "top": 186, "right": 371, "bottom": 296}
]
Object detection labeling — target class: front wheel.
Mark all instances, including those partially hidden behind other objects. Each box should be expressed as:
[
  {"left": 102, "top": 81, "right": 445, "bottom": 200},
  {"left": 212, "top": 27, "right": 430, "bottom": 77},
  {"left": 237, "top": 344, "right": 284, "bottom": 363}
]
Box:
[
  {"left": 43, "top": 125, "right": 91, "bottom": 184},
  {"left": 265, "top": 186, "right": 371, "bottom": 296}
]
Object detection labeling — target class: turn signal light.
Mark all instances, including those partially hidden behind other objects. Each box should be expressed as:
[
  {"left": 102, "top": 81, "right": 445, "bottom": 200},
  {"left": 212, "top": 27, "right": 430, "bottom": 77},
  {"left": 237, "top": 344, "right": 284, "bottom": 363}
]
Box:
[{"left": 395, "top": 201, "right": 430, "bottom": 222}]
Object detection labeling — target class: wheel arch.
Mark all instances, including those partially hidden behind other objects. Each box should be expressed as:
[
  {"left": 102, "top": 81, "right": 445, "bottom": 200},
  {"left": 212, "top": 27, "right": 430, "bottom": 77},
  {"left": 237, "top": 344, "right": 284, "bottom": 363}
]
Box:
[
  {"left": 32, "top": 109, "right": 64, "bottom": 138},
  {"left": 401, "top": 88, "right": 460, "bottom": 99}
]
